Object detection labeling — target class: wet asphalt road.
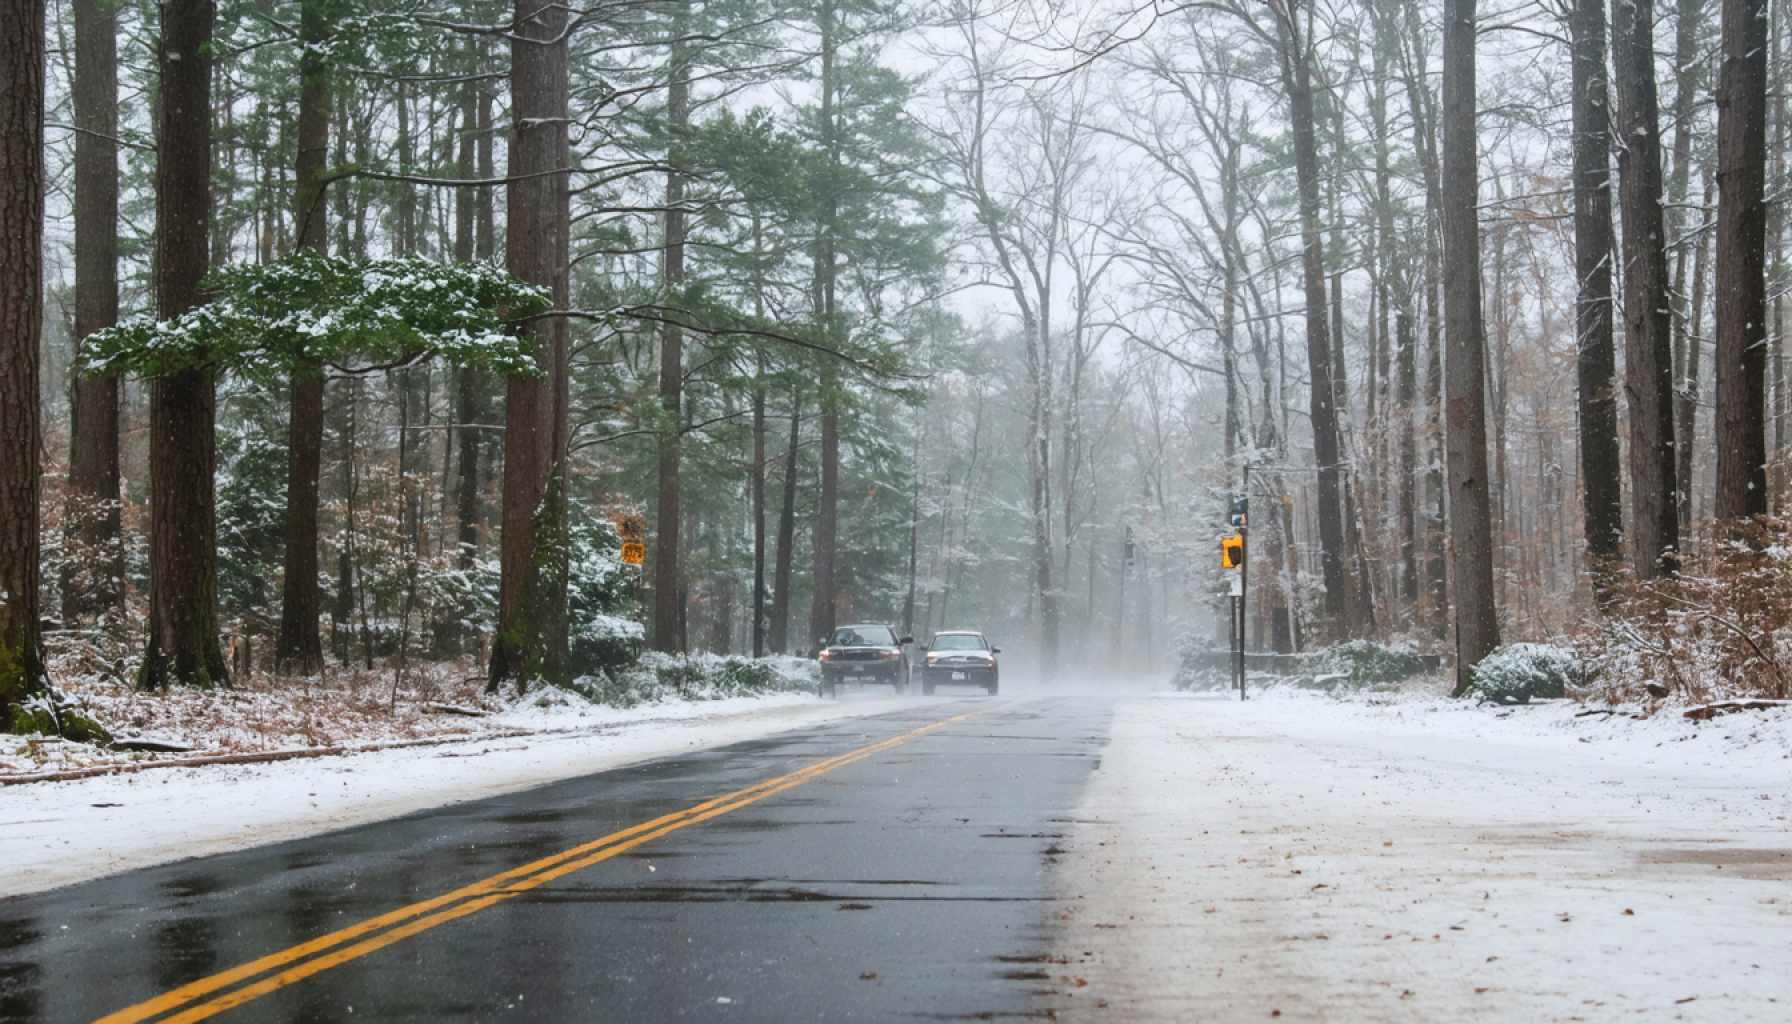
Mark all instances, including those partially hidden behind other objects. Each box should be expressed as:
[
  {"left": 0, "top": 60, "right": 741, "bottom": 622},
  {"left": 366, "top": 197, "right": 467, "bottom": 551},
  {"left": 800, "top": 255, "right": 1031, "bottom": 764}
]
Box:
[{"left": 0, "top": 697, "right": 1113, "bottom": 1022}]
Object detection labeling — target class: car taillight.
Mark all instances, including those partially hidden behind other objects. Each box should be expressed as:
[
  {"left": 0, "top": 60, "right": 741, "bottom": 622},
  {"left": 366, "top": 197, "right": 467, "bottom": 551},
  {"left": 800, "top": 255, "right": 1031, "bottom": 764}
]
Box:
[{"left": 818, "top": 649, "right": 832, "bottom": 662}]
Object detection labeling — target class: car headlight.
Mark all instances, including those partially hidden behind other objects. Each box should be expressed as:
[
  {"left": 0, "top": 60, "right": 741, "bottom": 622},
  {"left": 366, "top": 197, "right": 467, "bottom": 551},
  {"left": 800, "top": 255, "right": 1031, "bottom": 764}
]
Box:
[
  {"left": 878, "top": 648, "right": 901, "bottom": 661},
  {"left": 925, "top": 653, "right": 939, "bottom": 665},
  {"left": 818, "top": 649, "right": 832, "bottom": 662}
]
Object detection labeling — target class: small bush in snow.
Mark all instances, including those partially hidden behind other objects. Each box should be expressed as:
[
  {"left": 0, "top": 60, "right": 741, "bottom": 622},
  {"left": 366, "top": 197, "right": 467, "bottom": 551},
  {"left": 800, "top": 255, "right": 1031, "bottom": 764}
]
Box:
[
  {"left": 1315, "top": 640, "right": 1432, "bottom": 686},
  {"left": 1468, "top": 643, "right": 1581, "bottom": 704},
  {"left": 1577, "top": 517, "right": 1792, "bottom": 704},
  {"left": 1171, "top": 630, "right": 1231, "bottom": 691},
  {"left": 576, "top": 653, "right": 817, "bottom": 707},
  {"left": 570, "top": 614, "right": 645, "bottom": 676}
]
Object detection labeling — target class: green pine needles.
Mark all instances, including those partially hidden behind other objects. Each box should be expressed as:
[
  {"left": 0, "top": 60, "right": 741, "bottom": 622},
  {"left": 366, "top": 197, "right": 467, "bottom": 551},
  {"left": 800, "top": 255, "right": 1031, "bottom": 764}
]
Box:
[{"left": 79, "top": 251, "right": 552, "bottom": 383}]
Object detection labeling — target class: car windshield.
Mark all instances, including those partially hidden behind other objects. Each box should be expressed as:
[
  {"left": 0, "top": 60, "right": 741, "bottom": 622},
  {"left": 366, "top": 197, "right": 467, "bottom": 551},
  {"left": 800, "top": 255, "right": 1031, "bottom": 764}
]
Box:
[
  {"left": 931, "top": 634, "right": 987, "bottom": 651},
  {"left": 830, "top": 625, "right": 896, "bottom": 647}
]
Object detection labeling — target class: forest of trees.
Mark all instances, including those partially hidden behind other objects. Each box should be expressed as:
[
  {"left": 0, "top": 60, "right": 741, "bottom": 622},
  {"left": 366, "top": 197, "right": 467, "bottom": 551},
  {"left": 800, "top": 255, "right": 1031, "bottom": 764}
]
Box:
[{"left": 4, "top": 0, "right": 1791, "bottom": 734}]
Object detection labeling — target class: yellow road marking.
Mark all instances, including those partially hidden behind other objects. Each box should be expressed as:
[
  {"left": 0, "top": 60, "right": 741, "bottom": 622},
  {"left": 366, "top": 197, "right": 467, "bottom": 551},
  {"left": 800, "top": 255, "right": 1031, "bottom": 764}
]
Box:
[{"left": 96, "top": 711, "right": 972, "bottom": 1024}]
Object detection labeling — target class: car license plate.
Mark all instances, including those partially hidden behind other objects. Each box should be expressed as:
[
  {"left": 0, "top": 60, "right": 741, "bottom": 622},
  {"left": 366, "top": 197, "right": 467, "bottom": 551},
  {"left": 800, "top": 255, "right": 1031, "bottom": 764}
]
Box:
[{"left": 951, "top": 671, "right": 966, "bottom": 680}]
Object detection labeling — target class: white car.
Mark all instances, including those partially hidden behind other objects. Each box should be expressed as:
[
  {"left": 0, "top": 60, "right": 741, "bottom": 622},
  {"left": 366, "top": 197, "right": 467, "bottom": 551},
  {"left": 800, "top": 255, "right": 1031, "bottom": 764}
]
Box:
[{"left": 920, "top": 630, "right": 1000, "bottom": 695}]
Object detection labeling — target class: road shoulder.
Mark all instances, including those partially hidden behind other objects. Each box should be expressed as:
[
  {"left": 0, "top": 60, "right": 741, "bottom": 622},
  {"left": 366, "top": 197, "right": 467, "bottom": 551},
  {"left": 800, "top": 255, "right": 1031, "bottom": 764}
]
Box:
[{"left": 1046, "top": 693, "right": 1791, "bottom": 1022}]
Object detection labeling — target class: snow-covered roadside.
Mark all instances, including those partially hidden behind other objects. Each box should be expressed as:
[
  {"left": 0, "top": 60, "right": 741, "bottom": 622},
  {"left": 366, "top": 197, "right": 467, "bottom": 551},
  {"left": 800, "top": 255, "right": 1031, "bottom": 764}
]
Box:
[
  {"left": 0, "top": 693, "right": 909, "bottom": 898},
  {"left": 2, "top": 653, "right": 829, "bottom": 776},
  {"left": 1049, "top": 691, "right": 1792, "bottom": 1022},
  {"left": 1219, "top": 681, "right": 1792, "bottom": 770}
]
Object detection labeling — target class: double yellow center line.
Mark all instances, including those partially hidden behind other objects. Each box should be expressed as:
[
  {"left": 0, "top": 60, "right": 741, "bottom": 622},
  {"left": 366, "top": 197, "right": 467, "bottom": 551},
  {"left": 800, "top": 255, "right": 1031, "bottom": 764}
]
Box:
[{"left": 98, "top": 710, "right": 975, "bottom": 1024}]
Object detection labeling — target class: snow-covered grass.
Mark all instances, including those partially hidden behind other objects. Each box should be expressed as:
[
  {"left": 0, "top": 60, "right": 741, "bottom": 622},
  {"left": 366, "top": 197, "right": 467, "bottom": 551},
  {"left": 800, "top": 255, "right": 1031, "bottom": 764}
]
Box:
[
  {"left": 1, "top": 654, "right": 826, "bottom": 777},
  {"left": 1209, "top": 680, "right": 1792, "bottom": 769},
  {"left": 1052, "top": 689, "right": 1792, "bottom": 1022}
]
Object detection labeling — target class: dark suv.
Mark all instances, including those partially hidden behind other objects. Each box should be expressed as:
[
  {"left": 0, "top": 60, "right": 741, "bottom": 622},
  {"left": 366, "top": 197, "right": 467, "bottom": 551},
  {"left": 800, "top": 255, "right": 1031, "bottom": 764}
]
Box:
[{"left": 817, "top": 624, "right": 913, "bottom": 697}]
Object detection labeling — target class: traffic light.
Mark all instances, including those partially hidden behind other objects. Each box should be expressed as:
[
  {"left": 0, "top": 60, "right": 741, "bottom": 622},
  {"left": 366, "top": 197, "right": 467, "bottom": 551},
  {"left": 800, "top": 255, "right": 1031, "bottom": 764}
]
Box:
[
  {"left": 1230, "top": 494, "right": 1248, "bottom": 528},
  {"left": 1221, "top": 533, "right": 1245, "bottom": 569},
  {"left": 1124, "top": 525, "right": 1135, "bottom": 566}
]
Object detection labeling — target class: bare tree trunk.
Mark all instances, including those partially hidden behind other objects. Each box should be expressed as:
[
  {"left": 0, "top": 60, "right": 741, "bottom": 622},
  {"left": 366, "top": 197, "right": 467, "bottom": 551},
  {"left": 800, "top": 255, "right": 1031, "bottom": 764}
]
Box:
[
  {"left": 1024, "top": 322, "right": 1057, "bottom": 673},
  {"left": 1681, "top": 170, "right": 1715, "bottom": 527},
  {"left": 427, "top": 59, "right": 486, "bottom": 656},
  {"left": 1327, "top": 88, "right": 1376, "bottom": 636},
  {"left": 1395, "top": 309, "right": 1418, "bottom": 605},
  {"left": 395, "top": 80, "right": 416, "bottom": 258},
  {"left": 769, "top": 388, "right": 801, "bottom": 653},
  {"left": 1771, "top": 6, "right": 1789, "bottom": 482},
  {"left": 903, "top": 406, "right": 924, "bottom": 638},
  {"left": 1372, "top": 0, "right": 1401, "bottom": 613},
  {"left": 1272, "top": 2, "right": 1350, "bottom": 636},
  {"left": 653, "top": 6, "right": 689, "bottom": 653},
  {"left": 276, "top": 0, "right": 330, "bottom": 674},
  {"left": 808, "top": 0, "right": 840, "bottom": 649},
  {"left": 752, "top": 363, "right": 767, "bottom": 657},
  {"left": 1, "top": 0, "right": 52, "bottom": 720},
  {"left": 63, "top": 0, "right": 121, "bottom": 624},
  {"left": 456, "top": 47, "right": 497, "bottom": 575},
  {"left": 142, "top": 0, "right": 228, "bottom": 690},
  {"left": 1713, "top": 0, "right": 1771, "bottom": 519},
  {"left": 750, "top": 215, "right": 770, "bottom": 658},
  {"left": 1669, "top": 0, "right": 1706, "bottom": 534},
  {"left": 453, "top": 52, "right": 485, "bottom": 573},
  {"left": 1399, "top": 0, "right": 1449, "bottom": 636},
  {"left": 1570, "top": 0, "right": 1623, "bottom": 582},
  {"left": 489, "top": 0, "right": 570, "bottom": 691},
  {"left": 1441, "top": 0, "right": 1500, "bottom": 690},
  {"left": 1614, "top": 0, "right": 1683, "bottom": 572}
]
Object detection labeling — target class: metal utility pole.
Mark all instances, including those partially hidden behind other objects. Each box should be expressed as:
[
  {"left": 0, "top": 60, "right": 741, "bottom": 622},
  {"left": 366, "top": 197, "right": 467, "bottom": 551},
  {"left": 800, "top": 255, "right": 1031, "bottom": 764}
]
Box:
[
  {"left": 1239, "top": 462, "right": 1250, "bottom": 700},
  {"left": 1223, "top": 465, "right": 1250, "bottom": 700}
]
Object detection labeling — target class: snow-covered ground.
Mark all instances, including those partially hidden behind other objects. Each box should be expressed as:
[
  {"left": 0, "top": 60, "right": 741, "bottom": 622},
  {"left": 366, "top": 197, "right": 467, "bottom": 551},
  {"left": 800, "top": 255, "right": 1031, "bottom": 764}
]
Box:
[
  {"left": 1051, "top": 689, "right": 1792, "bottom": 1022},
  {"left": 2, "top": 653, "right": 828, "bottom": 776},
  {"left": 0, "top": 692, "right": 908, "bottom": 898}
]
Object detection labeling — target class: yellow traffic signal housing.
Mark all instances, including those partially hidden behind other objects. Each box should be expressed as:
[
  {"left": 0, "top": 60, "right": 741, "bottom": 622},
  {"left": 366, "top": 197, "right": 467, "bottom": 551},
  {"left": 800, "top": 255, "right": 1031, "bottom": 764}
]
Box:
[
  {"left": 1221, "top": 533, "right": 1245, "bottom": 569},
  {"left": 613, "top": 512, "right": 647, "bottom": 545}
]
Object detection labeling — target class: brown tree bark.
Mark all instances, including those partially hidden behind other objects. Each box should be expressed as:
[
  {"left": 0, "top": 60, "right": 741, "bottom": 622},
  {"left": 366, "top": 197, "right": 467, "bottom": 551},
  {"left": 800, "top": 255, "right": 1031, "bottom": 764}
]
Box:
[
  {"left": 1713, "top": 0, "right": 1770, "bottom": 519},
  {"left": 1441, "top": 0, "right": 1500, "bottom": 691},
  {"left": 752, "top": 368, "right": 768, "bottom": 657},
  {"left": 1395, "top": 309, "right": 1418, "bottom": 604},
  {"left": 808, "top": 0, "right": 841, "bottom": 650},
  {"left": 1613, "top": 0, "right": 1682, "bottom": 574},
  {"left": 769, "top": 388, "right": 802, "bottom": 653},
  {"left": 1, "top": 0, "right": 52, "bottom": 722},
  {"left": 1669, "top": 0, "right": 1706, "bottom": 533},
  {"left": 63, "top": 0, "right": 122, "bottom": 624},
  {"left": 453, "top": 52, "right": 488, "bottom": 579},
  {"left": 276, "top": 0, "right": 331, "bottom": 674},
  {"left": 457, "top": 45, "right": 498, "bottom": 571},
  {"left": 653, "top": 7, "right": 690, "bottom": 653},
  {"left": 1271, "top": 1, "right": 1350, "bottom": 636},
  {"left": 141, "top": 0, "right": 229, "bottom": 690},
  {"left": 489, "top": 0, "right": 571, "bottom": 691},
  {"left": 1569, "top": 0, "right": 1623, "bottom": 582},
  {"left": 751, "top": 216, "right": 770, "bottom": 659},
  {"left": 1682, "top": 170, "right": 1715, "bottom": 523},
  {"left": 1399, "top": 0, "right": 1449, "bottom": 636},
  {"left": 1372, "top": 0, "right": 1408, "bottom": 613}
]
